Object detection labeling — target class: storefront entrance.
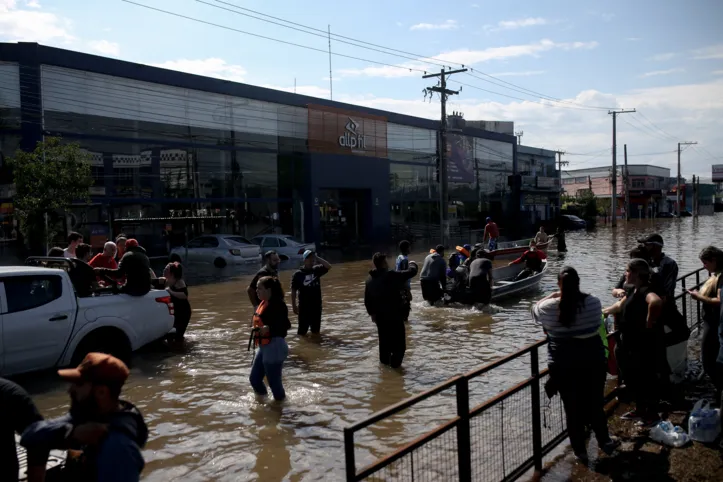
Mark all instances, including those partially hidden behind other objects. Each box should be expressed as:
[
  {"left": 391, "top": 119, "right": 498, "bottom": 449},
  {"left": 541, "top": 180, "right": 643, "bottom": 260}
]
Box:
[{"left": 318, "top": 188, "right": 371, "bottom": 248}]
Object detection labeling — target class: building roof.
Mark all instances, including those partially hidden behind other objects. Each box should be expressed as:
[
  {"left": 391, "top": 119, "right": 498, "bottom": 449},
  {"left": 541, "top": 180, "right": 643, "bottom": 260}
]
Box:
[
  {"left": 563, "top": 164, "right": 671, "bottom": 178},
  {"left": 0, "top": 42, "right": 518, "bottom": 144},
  {"left": 517, "top": 145, "right": 557, "bottom": 157}
]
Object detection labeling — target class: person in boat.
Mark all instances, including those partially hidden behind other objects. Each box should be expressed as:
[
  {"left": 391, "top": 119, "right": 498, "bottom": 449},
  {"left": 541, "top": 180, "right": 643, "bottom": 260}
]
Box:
[
  {"left": 508, "top": 240, "right": 547, "bottom": 281},
  {"left": 534, "top": 226, "right": 549, "bottom": 252},
  {"left": 420, "top": 245, "right": 447, "bottom": 305},
  {"left": 468, "top": 249, "right": 494, "bottom": 306},
  {"left": 532, "top": 267, "right": 619, "bottom": 461},
  {"left": 687, "top": 246, "right": 723, "bottom": 394},
  {"left": 483, "top": 217, "right": 500, "bottom": 251},
  {"left": 446, "top": 245, "right": 471, "bottom": 280},
  {"left": 365, "top": 253, "right": 419, "bottom": 368},
  {"left": 603, "top": 259, "right": 664, "bottom": 425}
]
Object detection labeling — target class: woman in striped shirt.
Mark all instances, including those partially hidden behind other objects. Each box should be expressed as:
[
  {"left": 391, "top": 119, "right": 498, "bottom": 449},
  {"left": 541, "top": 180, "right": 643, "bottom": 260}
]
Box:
[{"left": 532, "top": 266, "right": 618, "bottom": 461}]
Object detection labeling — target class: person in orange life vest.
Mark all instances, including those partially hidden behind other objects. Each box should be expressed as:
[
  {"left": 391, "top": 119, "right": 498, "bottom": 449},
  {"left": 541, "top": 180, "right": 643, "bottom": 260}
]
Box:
[
  {"left": 249, "top": 276, "right": 291, "bottom": 401},
  {"left": 508, "top": 240, "right": 547, "bottom": 281}
]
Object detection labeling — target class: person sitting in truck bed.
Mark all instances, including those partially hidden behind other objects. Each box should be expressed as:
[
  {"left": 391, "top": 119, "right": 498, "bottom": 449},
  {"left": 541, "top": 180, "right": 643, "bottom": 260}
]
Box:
[
  {"left": 94, "top": 239, "right": 151, "bottom": 297},
  {"left": 68, "top": 243, "right": 97, "bottom": 298}
]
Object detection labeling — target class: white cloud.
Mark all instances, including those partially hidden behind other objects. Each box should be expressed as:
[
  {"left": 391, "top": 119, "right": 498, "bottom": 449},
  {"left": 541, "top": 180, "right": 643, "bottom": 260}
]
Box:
[
  {"left": 410, "top": 20, "right": 458, "bottom": 31},
  {"left": 25, "top": 0, "right": 40, "bottom": 7},
  {"left": 489, "top": 70, "right": 545, "bottom": 77},
  {"left": 648, "top": 52, "right": 676, "bottom": 62},
  {"left": 338, "top": 39, "right": 596, "bottom": 78},
  {"left": 485, "top": 17, "right": 547, "bottom": 32},
  {"left": 149, "top": 58, "right": 247, "bottom": 83},
  {"left": 693, "top": 44, "right": 723, "bottom": 60},
  {"left": 639, "top": 68, "right": 684, "bottom": 78},
  {"left": 713, "top": 70, "right": 723, "bottom": 76},
  {"left": 88, "top": 40, "right": 120, "bottom": 56},
  {"left": 0, "top": 0, "right": 74, "bottom": 43}
]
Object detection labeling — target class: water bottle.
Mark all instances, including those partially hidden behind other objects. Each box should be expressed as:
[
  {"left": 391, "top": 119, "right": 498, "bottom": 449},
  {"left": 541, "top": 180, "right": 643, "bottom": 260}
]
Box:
[{"left": 605, "top": 315, "right": 615, "bottom": 334}]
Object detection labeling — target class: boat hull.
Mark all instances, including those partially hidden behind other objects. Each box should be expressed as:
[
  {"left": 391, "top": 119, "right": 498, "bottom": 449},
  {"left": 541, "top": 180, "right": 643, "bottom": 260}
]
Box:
[{"left": 490, "top": 260, "right": 548, "bottom": 301}]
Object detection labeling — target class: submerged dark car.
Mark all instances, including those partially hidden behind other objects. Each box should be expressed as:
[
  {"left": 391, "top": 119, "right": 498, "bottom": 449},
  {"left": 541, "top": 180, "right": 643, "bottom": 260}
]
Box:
[
  {"left": 679, "top": 210, "right": 693, "bottom": 217},
  {"left": 657, "top": 212, "right": 675, "bottom": 218},
  {"left": 560, "top": 214, "right": 587, "bottom": 230}
]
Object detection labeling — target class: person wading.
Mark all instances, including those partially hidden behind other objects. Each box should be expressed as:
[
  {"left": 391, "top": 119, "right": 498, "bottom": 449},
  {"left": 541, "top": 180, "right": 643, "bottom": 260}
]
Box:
[
  {"left": 468, "top": 249, "right": 494, "bottom": 306},
  {"left": 420, "top": 245, "right": 447, "bottom": 305},
  {"left": 247, "top": 251, "right": 280, "bottom": 308},
  {"left": 395, "top": 240, "right": 413, "bottom": 321},
  {"left": 533, "top": 267, "right": 619, "bottom": 461},
  {"left": 364, "top": 253, "right": 419, "bottom": 368},
  {"left": 603, "top": 259, "right": 664, "bottom": 425},
  {"left": 164, "top": 262, "right": 192, "bottom": 341},
  {"left": 291, "top": 250, "right": 332, "bottom": 336},
  {"left": 249, "top": 277, "right": 291, "bottom": 401}
]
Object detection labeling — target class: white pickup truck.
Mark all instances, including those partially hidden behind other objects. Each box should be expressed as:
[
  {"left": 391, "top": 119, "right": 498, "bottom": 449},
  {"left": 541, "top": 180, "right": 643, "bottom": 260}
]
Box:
[{"left": 0, "top": 264, "right": 174, "bottom": 377}]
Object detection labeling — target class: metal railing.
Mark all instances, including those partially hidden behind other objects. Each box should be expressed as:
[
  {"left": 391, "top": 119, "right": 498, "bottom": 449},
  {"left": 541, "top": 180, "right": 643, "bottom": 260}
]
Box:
[{"left": 344, "top": 268, "right": 709, "bottom": 482}]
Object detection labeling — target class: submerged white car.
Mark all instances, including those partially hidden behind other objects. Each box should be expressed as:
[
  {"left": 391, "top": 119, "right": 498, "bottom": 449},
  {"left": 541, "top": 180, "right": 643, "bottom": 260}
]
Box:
[
  {"left": 169, "top": 234, "right": 262, "bottom": 268},
  {"left": 250, "top": 234, "right": 317, "bottom": 260}
]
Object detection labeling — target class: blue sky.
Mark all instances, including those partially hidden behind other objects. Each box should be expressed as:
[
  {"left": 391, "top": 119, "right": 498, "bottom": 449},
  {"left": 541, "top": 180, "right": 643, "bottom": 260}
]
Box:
[{"left": 2, "top": 0, "right": 723, "bottom": 178}]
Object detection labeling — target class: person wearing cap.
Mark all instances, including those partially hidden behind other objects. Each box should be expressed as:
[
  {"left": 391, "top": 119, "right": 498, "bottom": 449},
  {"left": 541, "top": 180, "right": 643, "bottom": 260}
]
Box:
[
  {"left": 483, "top": 217, "right": 500, "bottom": 251},
  {"left": 638, "top": 234, "right": 679, "bottom": 300},
  {"left": 508, "top": 240, "right": 547, "bottom": 281},
  {"left": 364, "top": 253, "right": 419, "bottom": 367},
  {"left": 248, "top": 250, "right": 280, "bottom": 308},
  {"left": 20, "top": 353, "right": 148, "bottom": 482},
  {"left": 291, "top": 250, "right": 332, "bottom": 335},
  {"left": 94, "top": 238, "right": 152, "bottom": 297},
  {"left": 1, "top": 378, "right": 46, "bottom": 482},
  {"left": 420, "top": 245, "right": 447, "bottom": 305}
]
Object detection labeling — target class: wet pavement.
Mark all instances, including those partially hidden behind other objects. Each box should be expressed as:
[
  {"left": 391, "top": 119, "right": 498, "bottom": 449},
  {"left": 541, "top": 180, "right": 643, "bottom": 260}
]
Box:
[{"left": 19, "top": 215, "right": 723, "bottom": 481}]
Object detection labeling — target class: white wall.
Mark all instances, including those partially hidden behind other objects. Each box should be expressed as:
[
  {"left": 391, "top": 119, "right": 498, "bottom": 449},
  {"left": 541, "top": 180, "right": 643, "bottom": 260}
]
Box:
[{"left": 40, "top": 65, "right": 307, "bottom": 139}]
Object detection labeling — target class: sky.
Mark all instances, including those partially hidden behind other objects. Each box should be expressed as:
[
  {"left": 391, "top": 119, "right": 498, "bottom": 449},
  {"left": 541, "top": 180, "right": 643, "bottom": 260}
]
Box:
[{"left": 1, "top": 0, "right": 722, "bottom": 179}]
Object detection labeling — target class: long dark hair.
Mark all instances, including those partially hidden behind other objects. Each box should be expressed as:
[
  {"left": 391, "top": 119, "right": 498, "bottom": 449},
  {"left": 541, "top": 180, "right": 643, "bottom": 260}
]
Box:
[
  {"left": 700, "top": 246, "right": 723, "bottom": 273},
  {"left": 258, "top": 276, "right": 285, "bottom": 302},
  {"left": 627, "top": 259, "right": 650, "bottom": 285},
  {"left": 558, "top": 266, "right": 589, "bottom": 327}
]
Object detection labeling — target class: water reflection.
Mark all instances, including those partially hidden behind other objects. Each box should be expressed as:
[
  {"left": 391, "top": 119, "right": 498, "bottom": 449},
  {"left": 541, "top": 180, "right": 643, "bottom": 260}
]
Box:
[{"left": 21, "top": 216, "right": 723, "bottom": 481}]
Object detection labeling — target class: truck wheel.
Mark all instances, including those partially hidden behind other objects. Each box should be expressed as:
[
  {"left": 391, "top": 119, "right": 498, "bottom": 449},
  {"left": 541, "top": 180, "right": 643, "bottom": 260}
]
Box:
[
  {"left": 214, "top": 257, "right": 227, "bottom": 268},
  {"left": 169, "top": 254, "right": 182, "bottom": 263},
  {"left": 71, "top": 329, "right": 132, "bottom": 367}
]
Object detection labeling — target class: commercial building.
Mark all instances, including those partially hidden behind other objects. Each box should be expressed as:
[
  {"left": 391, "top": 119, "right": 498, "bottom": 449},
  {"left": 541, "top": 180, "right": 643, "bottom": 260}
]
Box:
[
  {"left": 516, "top": 145, "right": 560, "bottom": 223},
  {"left": 0, "top": 43, "right": 538, "bottom": 252},
  {"left": 562, "top": 165, "right": 673, "bottom": 218}
]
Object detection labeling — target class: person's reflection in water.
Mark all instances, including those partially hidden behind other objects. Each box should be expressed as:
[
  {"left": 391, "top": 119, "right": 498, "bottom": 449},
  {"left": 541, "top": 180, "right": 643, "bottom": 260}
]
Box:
[
  {"left": 249, "top": 405, "right": 297, "bottom": 482},
  {"left": 367, "top": 367, "right": 412, "bottom": 450}
]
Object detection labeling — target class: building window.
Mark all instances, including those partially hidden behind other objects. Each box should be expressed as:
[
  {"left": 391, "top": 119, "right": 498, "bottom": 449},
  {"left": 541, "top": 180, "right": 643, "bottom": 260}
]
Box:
[
  {"left": 562, "top": 178, "right": 575, "bottom": 185},
  {"left": 632, "top": 179, "right": 645, "bottom": 188}
]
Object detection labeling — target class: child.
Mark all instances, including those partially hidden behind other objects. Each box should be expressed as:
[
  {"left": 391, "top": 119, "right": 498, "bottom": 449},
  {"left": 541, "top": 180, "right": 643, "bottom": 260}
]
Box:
[{"left": 164, "top": 262, "right": 191, "bottom": 340}]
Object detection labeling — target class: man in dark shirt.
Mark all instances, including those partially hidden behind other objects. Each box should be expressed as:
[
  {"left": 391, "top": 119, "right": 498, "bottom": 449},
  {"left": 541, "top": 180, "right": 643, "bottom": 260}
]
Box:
[
  {"left": 638, "top": 233, "right": 678, "bottom": 300},
  {"left": 468, "top": 249, "right": 494, "bottom": 305},
  {"left": 69, "top": 243, "right": 97, "bottom": 297},
  {"left": 0, "top": 378, "right": 45, "bottom": 482},
  {"left": 291, "top": 250, "right": 332, "bottom": 335},
  {"left": 247, "top": 251, "right": 281, "bottom": 308},
  {"left": 95, "top": 239, "right": 152, "bottom": 296}
]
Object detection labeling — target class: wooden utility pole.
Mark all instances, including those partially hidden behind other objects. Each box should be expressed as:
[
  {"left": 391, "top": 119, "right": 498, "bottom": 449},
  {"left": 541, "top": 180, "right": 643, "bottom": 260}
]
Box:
[
  {"left": 423, "top": 67, "right": 467, "bottom": 246},
  {"left": 608, "top": 109, "right": 636, "bottom": 227},
  {"left": 624, "top": 144, "right": 630, "bottom": 221},
  {"left": 677, "top": 141, "right": 697, "bottom": 214}
]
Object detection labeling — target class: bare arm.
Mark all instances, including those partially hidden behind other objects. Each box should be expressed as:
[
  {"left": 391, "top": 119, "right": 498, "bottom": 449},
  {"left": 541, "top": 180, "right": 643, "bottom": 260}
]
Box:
[
  {"left": 291, "top": 288, "right": 298, "bottom": 315},
  {"left": 314, "top": 255, "right": 331, "bottom": 270},
  {"left": 688, "top": 289, "right": 721, "bottom": 306},
  {"left": 247, "top": 284, "right": 257, "bottom": 307},
  {"left": 603, "top": 298, "right": 626, "bottom": 315},
  {"left": 646, "top": 292, "right": 663, "bottom": 329}
]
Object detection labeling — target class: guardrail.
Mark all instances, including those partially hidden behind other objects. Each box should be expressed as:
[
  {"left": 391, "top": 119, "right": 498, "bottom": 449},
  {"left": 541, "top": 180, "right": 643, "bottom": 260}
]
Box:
[{"left": 344, "top": 267, "right": 709, "bottom": 482}]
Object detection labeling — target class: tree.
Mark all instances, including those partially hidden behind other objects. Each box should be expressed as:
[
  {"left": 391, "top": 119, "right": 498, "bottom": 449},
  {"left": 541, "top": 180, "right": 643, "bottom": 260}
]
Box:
[{"left": 9, "top": 137, "right": 93, "bottom": 253}]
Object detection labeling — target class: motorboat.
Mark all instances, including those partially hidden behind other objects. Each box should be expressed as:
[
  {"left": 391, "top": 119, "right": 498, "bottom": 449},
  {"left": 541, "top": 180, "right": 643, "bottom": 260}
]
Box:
[{"left": 491, "top": 260, "right": 548, "bottom": 301}]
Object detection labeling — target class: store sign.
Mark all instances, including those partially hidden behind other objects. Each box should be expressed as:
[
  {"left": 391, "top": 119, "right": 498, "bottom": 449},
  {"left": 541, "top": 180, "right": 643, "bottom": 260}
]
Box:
[
  {"left": 713, "top": 165, "right": 723, "bottom": 183},
  {"left": 308, "top": 104, "right": 387, "bottom": 158}
]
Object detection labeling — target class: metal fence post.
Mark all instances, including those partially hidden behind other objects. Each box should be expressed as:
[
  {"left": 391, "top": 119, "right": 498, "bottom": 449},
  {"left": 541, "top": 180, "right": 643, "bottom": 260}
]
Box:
[
  {"left": 530, "top": 347, "right": 543, "bottom": 473},
  {"left": 695, "top": 271, "right": 701, "bottom": 325},
  {"left": 456, "top": 377, "right": 472, "bottom": 482},
  {"left": 681, "top": 278, "right": 687, "bottom": 324},
  {"left": 344, "top": 428, "right": 356, "bottom": 482}
]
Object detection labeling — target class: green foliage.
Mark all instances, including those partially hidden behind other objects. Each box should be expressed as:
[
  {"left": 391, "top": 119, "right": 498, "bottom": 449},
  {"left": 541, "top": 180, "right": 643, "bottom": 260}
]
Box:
[{"left": 8, "top": 137, "right": 93, "bottom": 251}]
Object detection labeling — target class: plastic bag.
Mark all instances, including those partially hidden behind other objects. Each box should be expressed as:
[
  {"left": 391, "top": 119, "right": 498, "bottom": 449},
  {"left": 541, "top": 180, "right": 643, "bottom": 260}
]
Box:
[
  {"left": 689, "top": 399, "right": 721, "bottom": 443},
  {"left": 650, "top": 421, "right": 690, "bottom": 447}
]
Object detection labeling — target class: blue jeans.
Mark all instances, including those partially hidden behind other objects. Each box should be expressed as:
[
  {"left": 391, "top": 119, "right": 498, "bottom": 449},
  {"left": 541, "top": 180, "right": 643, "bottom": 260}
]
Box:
[
  {"left": 488, "top": 238, "right": 498, "bottom": 250},
  {"left": 249, "top": 337, "right": 288, "bottom": 400}
]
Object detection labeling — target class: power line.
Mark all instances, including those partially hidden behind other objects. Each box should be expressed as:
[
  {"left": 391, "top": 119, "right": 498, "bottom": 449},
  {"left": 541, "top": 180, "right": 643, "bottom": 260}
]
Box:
[
  {"left": 635, "top": 111, "right": 681, "bottom": 142},
  {"left": 449, "top": 80, "right": 604, "bottom": 111}
]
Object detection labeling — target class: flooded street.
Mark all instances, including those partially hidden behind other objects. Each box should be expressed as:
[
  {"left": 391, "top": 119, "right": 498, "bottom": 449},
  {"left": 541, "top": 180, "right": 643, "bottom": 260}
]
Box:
[{"left": 22, "top": 216, "right": 723, "bottom": 481}]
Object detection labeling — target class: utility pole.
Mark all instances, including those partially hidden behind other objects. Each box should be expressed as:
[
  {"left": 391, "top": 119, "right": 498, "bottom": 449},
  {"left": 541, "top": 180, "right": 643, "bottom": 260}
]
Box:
[
  {"left": 608, "top": 109, "right": 636, "bottom": 227},
  {"left": 677, "top": 141, "right": 697, "bottom": 215},
  {"left": 327, "top": 25, "right": 333, "bottom": 100},
  {"left": 515, "top": 130, "right": 524, "bottom": 145},
  {"left": 624, "top": 144, "right": 630, "bottom": 221},
  {"left": 693, "top": 175, "right": 697, "bottom": 217},
  {"left": 555, "top": 150, "right": 568, "bottom": 215},
  {"left": 423, "top": 67, "right": 468, "bottom": 246}
]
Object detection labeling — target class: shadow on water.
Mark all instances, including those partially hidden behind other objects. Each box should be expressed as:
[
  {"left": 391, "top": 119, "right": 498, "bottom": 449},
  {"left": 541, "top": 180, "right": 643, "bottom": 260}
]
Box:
[{"left": 19, "top": 215, "right": 723, "bottom": 481}]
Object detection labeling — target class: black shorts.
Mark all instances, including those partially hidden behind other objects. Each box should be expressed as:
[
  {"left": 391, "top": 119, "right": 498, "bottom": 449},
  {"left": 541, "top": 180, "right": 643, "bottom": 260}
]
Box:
[
  {"left": 298, "top": 308, "right": 322, "bottom": 335},
  {"left": 469, "top": 277, "right": 491, "bottom": 304}
]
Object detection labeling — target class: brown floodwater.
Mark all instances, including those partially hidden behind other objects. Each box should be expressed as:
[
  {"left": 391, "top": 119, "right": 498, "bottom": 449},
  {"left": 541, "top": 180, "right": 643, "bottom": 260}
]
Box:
[{"left": 21, "top": 215, "right": 723, "bottom": 481}]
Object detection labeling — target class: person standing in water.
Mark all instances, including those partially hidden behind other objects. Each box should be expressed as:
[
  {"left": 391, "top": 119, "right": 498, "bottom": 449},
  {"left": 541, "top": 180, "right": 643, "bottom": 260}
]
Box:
[
  {"left": 250, "top": 276, "right": 291, "bottom": 401},
  {"left": 395, "top": 240, "right": 413, "bottom": 322},
  {"left": 552, "top": 226, "right": 567, "bottom": 252},
  {"left": 247, "top": 251, "right": 281, "bottom": 308},
  {"left": 364, "top": 253, "right": 419, "bottom": 368},
  {"left": 291, "top": 250, "right": 332, "bottom": 335},
  {"left": 420, "top": 245, "right": 447, "bottom": 305},
  {"left": 483, "top": 217, "right": 500, "bottom": 251},
  {"left": 164, "top": 262, "right": 191, "bottom": 341},
  {"left": 468, "top": 249, "right": 494, "bottom": 306}
]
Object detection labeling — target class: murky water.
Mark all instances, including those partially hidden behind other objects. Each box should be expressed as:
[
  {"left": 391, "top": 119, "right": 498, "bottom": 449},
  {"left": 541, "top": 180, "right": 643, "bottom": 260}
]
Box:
[{"left": 22, "top": 215, "right": 723, "bottom": 481}]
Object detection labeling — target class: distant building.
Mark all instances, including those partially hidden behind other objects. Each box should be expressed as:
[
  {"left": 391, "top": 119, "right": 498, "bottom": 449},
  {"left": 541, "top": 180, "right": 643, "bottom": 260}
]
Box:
[{"left": 516, "top": 145, "right": 559, "bottom": 223}]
